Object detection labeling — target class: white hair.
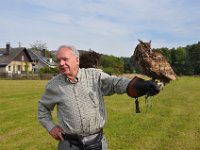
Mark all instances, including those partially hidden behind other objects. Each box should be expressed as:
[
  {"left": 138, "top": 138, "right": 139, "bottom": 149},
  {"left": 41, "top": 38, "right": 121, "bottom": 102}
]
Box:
[{"left": 57, "top": 45, "right": 79, "bottom": 57}]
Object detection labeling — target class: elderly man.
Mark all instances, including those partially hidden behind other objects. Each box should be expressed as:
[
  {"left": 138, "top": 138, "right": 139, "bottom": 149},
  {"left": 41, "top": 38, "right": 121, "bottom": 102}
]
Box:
[{"left": 38, "top": 45, "right": 160, "bottom": 150}]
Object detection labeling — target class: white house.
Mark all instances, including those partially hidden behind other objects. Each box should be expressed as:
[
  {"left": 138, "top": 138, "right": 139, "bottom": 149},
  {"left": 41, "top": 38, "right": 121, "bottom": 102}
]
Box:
[{"left": 0, "top": 43, "right": 33, "bottom": 74}]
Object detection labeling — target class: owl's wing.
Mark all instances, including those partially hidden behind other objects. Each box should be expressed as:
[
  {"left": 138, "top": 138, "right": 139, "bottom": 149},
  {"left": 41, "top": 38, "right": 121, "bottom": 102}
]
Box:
[
  {"left": 133, "top": 52, "right": 155, "bottom": 78},
  {"left": 149, "top": 51, "right": 176, "bottom": 81}
]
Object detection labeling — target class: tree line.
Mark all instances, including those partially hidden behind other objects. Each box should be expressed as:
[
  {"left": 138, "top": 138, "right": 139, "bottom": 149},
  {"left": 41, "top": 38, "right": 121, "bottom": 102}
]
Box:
[
  {"left": 152, "top": 41, "right": 200, "bottom": 75},
  {"left": 105, "top": 41, "right": 200, "bottom": 75},
  {"left": 31, "top": 41, "right": 200, "bottom": 75}
]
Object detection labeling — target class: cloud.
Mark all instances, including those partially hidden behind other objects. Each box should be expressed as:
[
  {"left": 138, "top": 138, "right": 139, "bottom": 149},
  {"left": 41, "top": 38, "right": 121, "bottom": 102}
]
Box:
[{"left": 0, "top": 0, "right": 200, "bottom": 56}]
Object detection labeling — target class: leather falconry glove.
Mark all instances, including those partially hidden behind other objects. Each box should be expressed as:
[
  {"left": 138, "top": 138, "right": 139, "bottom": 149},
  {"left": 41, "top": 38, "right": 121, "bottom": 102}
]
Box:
[{"left": 127, "top": 76, "right": 160, "bottom": 98}]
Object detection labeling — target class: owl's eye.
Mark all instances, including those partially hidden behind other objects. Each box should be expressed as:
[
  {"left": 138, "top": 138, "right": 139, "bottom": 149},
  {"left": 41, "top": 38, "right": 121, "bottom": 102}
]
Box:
[{"left": 144, "top": 43, "right": 148, "bottom": 48}]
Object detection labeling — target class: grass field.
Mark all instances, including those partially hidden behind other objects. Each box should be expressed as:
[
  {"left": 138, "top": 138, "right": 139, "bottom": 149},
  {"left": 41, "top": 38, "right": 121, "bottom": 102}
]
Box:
[{"left": 0, "top": 76, "right": 200, "bottom": 150}]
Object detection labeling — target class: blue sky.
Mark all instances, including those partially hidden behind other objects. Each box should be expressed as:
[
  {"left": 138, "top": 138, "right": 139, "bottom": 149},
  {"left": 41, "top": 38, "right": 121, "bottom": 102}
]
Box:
[{"left": 0, "top": 0, "right": 199, "bottom": 57}]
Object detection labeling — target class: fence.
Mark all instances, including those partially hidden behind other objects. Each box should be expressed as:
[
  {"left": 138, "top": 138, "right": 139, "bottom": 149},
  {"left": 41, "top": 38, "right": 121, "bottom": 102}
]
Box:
[{"left": 0, "top": 72, "right": 56, "bottom": 80}]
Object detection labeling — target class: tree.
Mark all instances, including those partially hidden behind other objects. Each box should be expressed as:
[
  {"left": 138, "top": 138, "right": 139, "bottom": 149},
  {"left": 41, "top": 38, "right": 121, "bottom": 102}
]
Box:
[
  {"left": 186, "top": 42, "right": 200, "bottom": 74},
  {"left": 30, "top": 40, "right": 48, "bottom": 51},
  {"left": 174, "top": 47, "right": 186, "bottom": 75},
  {"left": 159, "top": 47, "right": 171, "bottom": 63},
  {"left": 121, "top": 57, "right": 134, "bottom": 73},
  {"left": 30, "top": 40, "right": 55, "bottom": 58},
  {"left": 100, "top": 55, "right": 124, "bottom": 75},
  {"left": 24, "top": 63, "right": 29, "bottom": 75}
]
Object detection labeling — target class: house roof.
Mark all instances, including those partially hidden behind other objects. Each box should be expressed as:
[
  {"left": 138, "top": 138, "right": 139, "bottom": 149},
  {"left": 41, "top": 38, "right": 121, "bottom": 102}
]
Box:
[
  {"left": 27, "top": 49, "right": 38, "bottom": 60},
  {"left": 0, "top": 48, "right": 5, "bottom": 54},
  {"left": 0, "top": 47, "right": 29, "bottom": 66},
  {"left": 27, "top": 49, "right": 57, "bottom": 67}
]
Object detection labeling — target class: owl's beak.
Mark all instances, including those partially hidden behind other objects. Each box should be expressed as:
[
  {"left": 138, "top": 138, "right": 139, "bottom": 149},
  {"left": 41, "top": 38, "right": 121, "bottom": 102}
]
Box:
[{"left": 149, "top": 48, "right": 152, "bottom": 54}]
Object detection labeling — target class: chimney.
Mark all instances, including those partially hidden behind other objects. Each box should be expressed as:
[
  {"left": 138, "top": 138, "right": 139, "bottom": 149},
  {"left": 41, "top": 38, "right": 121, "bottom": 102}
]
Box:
[
  {"left": 42, "top": 49, "right": 46, "bottom": 57},
  {"left": 5, "top": 43, "right": 11, "bottom": 55},
  {"left": 18, "top": 41, "right": 21, "bottom": 48}
]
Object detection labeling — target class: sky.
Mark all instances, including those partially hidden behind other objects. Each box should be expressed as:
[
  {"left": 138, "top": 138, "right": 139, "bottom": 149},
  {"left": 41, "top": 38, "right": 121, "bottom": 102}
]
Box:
[{"left": 0, "top": 0, "right": 200, "bottom": 57}]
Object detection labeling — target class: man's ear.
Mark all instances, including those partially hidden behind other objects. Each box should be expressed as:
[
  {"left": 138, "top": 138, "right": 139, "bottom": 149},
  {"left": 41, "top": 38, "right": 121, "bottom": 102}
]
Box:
[{"left": 76, "top": 57, "right": 80, "bottom": 64}]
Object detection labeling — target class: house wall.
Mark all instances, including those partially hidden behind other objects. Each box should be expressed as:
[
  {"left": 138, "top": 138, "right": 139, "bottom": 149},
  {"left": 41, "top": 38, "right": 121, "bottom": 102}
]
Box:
[
  {"left": 14, "top": 50, "right": 32, "bottom": 62},
  {"left": 0, "top": 67, "right": 5, "bottom": 72},
  {"left": 6, "top": 61, "right": 32, "bottom": 74}
]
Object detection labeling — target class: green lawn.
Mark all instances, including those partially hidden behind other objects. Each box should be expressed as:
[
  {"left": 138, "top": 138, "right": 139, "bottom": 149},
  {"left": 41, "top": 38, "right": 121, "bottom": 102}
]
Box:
[{"left": 0, "top": 77, "right": 200, "bottom": 150}]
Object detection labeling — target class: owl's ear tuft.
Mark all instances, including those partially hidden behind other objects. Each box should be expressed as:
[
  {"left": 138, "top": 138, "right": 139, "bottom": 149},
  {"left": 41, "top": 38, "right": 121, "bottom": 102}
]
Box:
[{"left": 138, "top": 39, "right": 144, "bottom": 44}]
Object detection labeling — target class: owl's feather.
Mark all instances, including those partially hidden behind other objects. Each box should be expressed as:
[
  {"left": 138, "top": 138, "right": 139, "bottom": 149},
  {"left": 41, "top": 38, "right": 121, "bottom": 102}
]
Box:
[{"left": 132, "top": 40, "right": 176, "bottom": 84}]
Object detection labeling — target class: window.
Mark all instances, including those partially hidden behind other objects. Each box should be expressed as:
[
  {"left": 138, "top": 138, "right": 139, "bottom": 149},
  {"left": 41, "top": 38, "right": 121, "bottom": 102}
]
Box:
[
  {"left": 18, "top": 65, "right": 21, "bottom": 71},
  {"left": 22, "top": 56, "right": 24, "bottom": 61},
  {"left": 8, "top": 66, "right": 11, "bottom": 71},
  {"left": 34, "top": 59, "right": 38, "bottom": 63},
  {"left": 13, "top": 66, "right": 15, "bottom": 72}
]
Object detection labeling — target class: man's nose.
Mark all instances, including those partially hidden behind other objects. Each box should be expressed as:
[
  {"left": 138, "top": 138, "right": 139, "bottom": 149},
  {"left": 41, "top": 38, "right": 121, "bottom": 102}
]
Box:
[{"left": 59, "top": 59, "right": 65, "bottom": 66}]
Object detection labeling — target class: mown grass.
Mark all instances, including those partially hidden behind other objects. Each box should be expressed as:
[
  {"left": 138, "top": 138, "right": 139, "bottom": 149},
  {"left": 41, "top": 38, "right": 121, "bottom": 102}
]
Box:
[{"left": 0, "top": 77, "right": 200, "bottom": 150}]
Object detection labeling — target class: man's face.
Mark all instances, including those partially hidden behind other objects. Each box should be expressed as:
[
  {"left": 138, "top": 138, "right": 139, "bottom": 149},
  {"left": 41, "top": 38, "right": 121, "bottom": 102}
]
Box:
[{"left": 56, "top": 48, "right": 79, "bottom": 77}]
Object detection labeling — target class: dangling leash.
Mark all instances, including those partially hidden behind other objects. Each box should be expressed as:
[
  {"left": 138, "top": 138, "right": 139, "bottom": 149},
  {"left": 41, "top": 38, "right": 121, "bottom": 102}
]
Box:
[
  {"left": 134, "top": 93, "right": 153, "bottom": 113},
  {"left": 144, "top": 81, "right": 163, "bottom": 113},
  {"left": 135, "top": 98, "right": 141, "bottom": 113},
  {"left": 127, "top": 76, "right": 161, "bottom": 113},
  {"left": 145, "top": 94, "right": 153, "bottom": 113}
]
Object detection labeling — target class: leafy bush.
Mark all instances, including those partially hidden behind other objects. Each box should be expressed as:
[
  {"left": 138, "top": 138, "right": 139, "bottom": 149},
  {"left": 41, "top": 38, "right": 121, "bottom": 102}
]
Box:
[
  {"left": 39, "top": 67, "right": 58, "bottom": 74},
  {"left": 100, "top": 55, "right": 124, "bottom": 75}
]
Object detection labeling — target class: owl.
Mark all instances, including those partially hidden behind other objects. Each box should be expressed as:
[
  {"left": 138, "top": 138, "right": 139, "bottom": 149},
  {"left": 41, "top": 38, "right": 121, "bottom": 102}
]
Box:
[{"left": 132, "top": 39, "right": 176, "bottom": 84}]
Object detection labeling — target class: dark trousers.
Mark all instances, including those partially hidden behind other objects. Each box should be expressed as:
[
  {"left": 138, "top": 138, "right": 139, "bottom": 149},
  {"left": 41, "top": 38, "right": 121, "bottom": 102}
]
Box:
[{"left": 58, "top": 135, "right": 108, "bottom": 150}]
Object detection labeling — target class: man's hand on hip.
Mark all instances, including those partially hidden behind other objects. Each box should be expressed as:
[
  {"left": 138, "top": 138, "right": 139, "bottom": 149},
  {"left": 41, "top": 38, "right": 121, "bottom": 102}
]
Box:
[{"left": 49, "top": 126, "right": 64, "bottom": 141}]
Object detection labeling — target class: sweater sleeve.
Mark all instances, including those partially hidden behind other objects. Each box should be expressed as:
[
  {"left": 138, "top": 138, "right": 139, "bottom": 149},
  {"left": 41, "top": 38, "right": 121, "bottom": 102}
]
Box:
[
  {"left": 38, "top": 82, "right": 60, "bottom": 132},
  {"left": 98, "top": 71, "right": 131, "bottom": 96}
]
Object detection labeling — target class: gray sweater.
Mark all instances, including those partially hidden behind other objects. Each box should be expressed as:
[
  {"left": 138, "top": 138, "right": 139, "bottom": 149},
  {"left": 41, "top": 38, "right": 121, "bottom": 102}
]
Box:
[{"left": 38, "top": 68, "right": 130, "bottom": 136}]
